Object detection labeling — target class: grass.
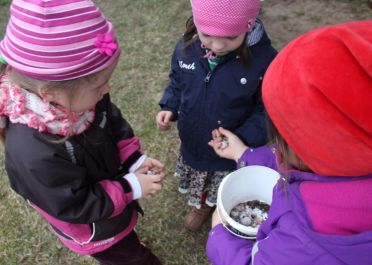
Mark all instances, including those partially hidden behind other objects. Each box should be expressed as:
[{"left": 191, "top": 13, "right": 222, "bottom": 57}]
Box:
[{"left": 0, "top": 0, "right": 371, "bottom": 264}]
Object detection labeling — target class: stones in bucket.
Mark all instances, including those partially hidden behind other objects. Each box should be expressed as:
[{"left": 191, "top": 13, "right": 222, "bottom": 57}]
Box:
[{"left": 230, "top": 200, "right": 269, "bottom": 227}]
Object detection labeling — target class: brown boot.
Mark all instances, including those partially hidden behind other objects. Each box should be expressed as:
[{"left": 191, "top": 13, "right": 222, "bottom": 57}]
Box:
[{"left": 184, "top": 205, "right": 214, "bottom": 231}]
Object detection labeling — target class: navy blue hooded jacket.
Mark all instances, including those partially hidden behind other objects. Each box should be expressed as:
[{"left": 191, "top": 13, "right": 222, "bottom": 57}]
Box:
[{"left": 159, "top": 22, "right": 277, "bottom": 171}]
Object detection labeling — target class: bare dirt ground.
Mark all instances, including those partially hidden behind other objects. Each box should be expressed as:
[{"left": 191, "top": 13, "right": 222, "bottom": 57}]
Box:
[{"left": 261, "top": 0, "right": 371, "bottom": 49}]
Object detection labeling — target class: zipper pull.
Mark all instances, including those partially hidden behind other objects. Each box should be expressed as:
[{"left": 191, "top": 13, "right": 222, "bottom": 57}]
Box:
[{"left": 204, "top": 71, "right": 212, "bottom": 83}]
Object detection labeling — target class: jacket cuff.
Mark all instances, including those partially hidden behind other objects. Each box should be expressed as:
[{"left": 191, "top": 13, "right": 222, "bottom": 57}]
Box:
[
  {"left": 237, "top": 148, "right": 254, "bottom": 168},
  {"left": 121, "top": 151, "right": 142, "bottom": 173},
  {"left": 129, "top": 154, "right": 148, "bottom": 173},
  {"left": 237, "top": 146, "right": 277, "bottom": 169},
  {"left": 123, "top": 173, "right": 142, "bottom": 200}
]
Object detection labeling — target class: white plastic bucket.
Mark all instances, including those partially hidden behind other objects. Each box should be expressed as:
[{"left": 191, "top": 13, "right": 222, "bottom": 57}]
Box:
[{"left": 217, "top": 165, "right": 280, "bottom": 238}]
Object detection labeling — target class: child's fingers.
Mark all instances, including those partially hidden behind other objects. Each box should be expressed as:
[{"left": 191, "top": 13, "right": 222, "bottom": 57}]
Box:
[
  {"left": 208, "top": 140, "right": 220, "bottom": 151},
  {"left": 218, "top": 127, "right": 232, "bottom": 137},
  {"left": 208, "top": 139, "right": 217, "bottom": 146},
  {"left": 215, "top": 129, "right": 222, "bottom": 138},
  {"left": 148, "top": 158, "right": 164, "bottom": 169},
  {"left": 213, "top": 129, "right": 223, "bottom": 140},
  {"left": 145, "top": 193, "right": 153, "bottom": 199},
  {"left": 157, "top": 111, "right": 172, "bottom": 124},
  {"left": 144, "top": 182, "right": 163, "bottom": 199},
  {"left": 163, "top": 112, "right": 172, "bottom": 123},
  {"left": 210, "top": 139, "right": 227, "bottom": 154},
  {"left": 149, "top": 172, "right": 165, "bottom": 183},
  {"left": 158, "top": 173, "right": 165, "bottom": 182},
  {"left": 152, "top": 182, "right": 163, "bottom": 192},
  {"left": 136, "top": 166, "right": 150, "bottom": 174},
  {"left": 158, "top": 124, "right": 171, "bottom": 131},
  {"left": 155, "top": 113, "right": 164, "bottom": 123},
  {"left": 211, "top": 129, "right": 218, "bottom": 139},
  {"left": 160, "top": 120, "right": 169, "bottom": 126},
  {"left": 156, "top": 113, "right": 171, "bottom": 128},
  {"left": 211, "top": 130, "right": 223, "bottom": 143},
  {"left": 142, "top": 158, "right": 163, "bottom": 170},
  {"left": 157, "top": 120, "right": 168, "bottom": 128}
]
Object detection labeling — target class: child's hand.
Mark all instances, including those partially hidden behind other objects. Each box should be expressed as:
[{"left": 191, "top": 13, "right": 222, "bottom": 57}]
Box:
[
  {"left": 211, "top": 208, "right": 226, "bottom": 228},
  {"left": 135, "top": 166, "right": 165, "bottom": 199},
  {"left": 141, "top": 157, "right": 164, "bottom": 173},
  {"left": 156, "top": 110, "right": 173, "bottom": 130},
  {"left": 208, "top": 127, "right": 248, "bottom": 162},
  {"left": 136, "top": 157, "right": 165, "bottom": 199}
]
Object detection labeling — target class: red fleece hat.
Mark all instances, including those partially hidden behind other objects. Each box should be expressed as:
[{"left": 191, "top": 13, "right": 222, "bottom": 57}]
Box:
[{"left": 263, "top": 20, "right": 372, "bottom": 177}]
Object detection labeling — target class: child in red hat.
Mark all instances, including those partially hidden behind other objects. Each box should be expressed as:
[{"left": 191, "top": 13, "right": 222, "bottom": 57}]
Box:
[
  {"left": 156, "top": 0, "right": 277, "bottom": 231},
  {"left": 207, "top": 20, "right": 372, "bottom": 265}
]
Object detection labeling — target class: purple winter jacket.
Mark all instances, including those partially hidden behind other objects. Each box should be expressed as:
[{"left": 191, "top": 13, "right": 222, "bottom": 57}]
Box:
[{"left": 206, "top": 147, "right": 372, "bottom": 265}]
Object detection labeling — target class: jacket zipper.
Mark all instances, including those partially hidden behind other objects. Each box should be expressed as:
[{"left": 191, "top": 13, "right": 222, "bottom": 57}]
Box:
[
  {"left": 203, "top": 53, "right": 233, "bottom": 83},
  {"left": 204, "top": 71, "right": 212, "bottom": 83}
]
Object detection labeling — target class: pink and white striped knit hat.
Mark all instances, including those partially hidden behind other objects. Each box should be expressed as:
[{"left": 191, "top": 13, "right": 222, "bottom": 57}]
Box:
[
  {"left": 190, "top": 0, "right": 261, "bottom": 37},
  {"left": 0, "top": 0, "right": 120, "bottom": 81}
]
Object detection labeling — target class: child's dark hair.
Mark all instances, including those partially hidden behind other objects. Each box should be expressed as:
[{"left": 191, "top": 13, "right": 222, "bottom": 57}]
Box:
[{"left": 182, "top": 16, "right": 251, "bottom": 66}]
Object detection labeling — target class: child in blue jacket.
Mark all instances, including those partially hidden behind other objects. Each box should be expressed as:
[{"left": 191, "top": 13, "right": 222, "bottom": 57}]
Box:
[{"left": 156, "top": 0, "right": 277, "bottom": 231}]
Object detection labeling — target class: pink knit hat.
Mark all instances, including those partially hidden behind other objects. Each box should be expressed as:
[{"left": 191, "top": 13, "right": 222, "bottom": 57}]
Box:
[
  {"left": 190, "top": 0, "right": 261, "bottom": 37},
  {"left": 0, "top": 0, "right": 120, "bottom": 81}
]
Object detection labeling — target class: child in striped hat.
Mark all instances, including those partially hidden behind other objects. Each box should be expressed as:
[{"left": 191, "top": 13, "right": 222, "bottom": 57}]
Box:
[{"left": 0, "top": 0, "right": 164, "bottom": 264}]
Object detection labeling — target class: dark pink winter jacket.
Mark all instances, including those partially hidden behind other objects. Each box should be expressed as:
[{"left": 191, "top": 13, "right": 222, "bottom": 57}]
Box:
[{"left": 5, "top": 95, "right": 143, "bottom": 255}]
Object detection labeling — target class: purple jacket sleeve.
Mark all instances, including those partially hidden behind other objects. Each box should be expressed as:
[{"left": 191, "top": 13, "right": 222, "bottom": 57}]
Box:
[
  {"left": 237, "top": 146, "right": 277, "bottom": 170},
  {"left": 206, "top": 147, "right": 277, "bottom": 265},
  {"left": 207, "top": 224, "right": 254, "bottom": 265}
]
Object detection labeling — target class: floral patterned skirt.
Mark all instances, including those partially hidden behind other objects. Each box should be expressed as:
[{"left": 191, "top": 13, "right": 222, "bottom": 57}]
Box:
[{"left": 175, "top": 153, "right": 231, "bottom": 209}]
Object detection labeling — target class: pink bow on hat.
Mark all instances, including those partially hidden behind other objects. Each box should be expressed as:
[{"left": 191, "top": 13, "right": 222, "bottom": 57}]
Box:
[{"left": 94, "top": 34, "right": 118, "bottom": 57}]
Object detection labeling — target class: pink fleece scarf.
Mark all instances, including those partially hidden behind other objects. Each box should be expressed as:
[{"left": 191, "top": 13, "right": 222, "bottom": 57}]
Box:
[{"left": 0, "top": 74, "right": 94, "bottom": 136}]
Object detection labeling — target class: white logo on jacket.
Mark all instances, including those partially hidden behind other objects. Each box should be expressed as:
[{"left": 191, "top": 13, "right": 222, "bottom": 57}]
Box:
[
  {"left": 179, "top": 60, "right": 195, "bottom": 70},
  {"left": 93, "top": 237, "right": 114, "bottom": 247}
]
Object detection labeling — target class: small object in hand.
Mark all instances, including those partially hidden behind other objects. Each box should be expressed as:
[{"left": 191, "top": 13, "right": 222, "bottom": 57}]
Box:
[
  {"left": 220, "top": 137, "right": 229, "bottom": 150},
  {"left": 147, "top": 169, "right": 160, "bottom": 175}
]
